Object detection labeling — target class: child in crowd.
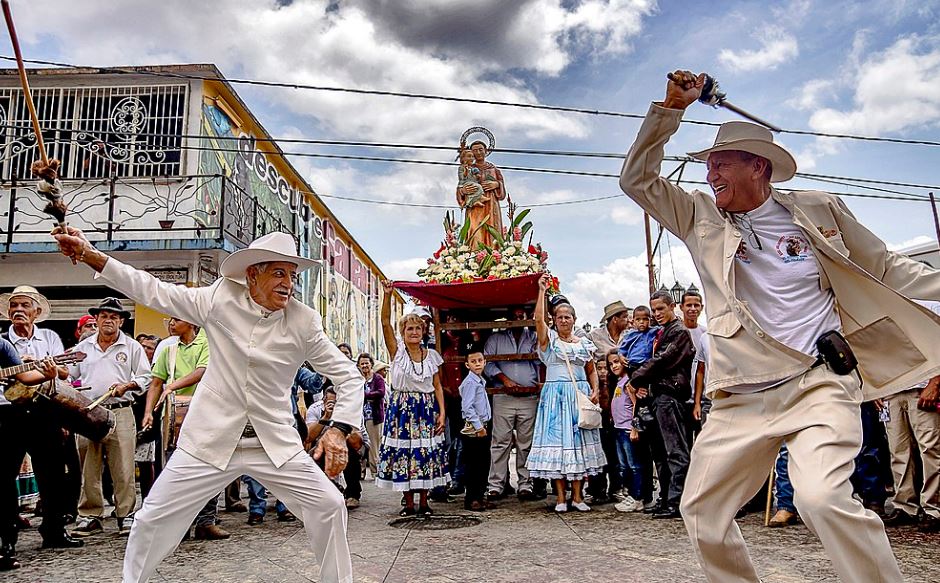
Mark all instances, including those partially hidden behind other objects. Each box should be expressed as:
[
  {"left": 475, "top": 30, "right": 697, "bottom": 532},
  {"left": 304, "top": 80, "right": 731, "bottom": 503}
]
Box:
[
  {"left": 607, "top": 349, "right": 645, "bottom": 512},
  {"left": 619, "top": 305, "right": 659, "bottom": 376},
  {"left": 458, "top": 345, "right": 494, "bottom": 512}
]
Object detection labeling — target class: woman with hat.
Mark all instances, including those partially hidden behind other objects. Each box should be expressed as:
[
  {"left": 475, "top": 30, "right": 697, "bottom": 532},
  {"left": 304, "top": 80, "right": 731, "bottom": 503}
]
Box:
[{"left": 527, "top": 274, "right": 606, "bottom": 512}]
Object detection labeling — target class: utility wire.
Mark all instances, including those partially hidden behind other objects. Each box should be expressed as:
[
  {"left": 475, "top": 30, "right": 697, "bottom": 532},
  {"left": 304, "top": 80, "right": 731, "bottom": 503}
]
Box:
[
  {"left": 5, "top": 121, "right": 936, "bottom": 193},
  {"left": 3, "top": 55, "right": 940, "bottom": 148}
]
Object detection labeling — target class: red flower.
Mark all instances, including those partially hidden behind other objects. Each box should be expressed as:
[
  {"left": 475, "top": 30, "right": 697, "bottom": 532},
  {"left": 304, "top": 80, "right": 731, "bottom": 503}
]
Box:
[
  {"left": 486, "top": 275, "right": 498, "bottom": 280},
  {"left": 475, "top": 250, "right": 487, "bottom": 262},
  {"left": 432, "top": 243, "right": 446, "bottom": 259},
  {"left": 528, "top": 244, "right": 538, "bottom": 254},
  {"left": 492, "top": 251, "right": 502, "bottom": 263},
  {"left": 427, "top": 258, "right": 435, "bottom": 265},
  {"left": 540, "top": 250, "right": 549, "bottom": 263}
]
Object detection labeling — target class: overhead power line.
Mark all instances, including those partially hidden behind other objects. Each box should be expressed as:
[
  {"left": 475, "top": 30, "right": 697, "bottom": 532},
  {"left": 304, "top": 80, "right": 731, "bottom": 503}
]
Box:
[
  {"left": 3, "top": 55, "right": 940, "bottom": 148},
  {"left": 5, "top": 121, "right": 936, "bottom": 196}
]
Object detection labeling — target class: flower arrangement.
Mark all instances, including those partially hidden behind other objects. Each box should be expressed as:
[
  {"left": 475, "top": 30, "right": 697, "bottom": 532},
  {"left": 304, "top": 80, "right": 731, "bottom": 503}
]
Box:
[{"left": 417, "top": 199, "right": 559, "bottom": 292}]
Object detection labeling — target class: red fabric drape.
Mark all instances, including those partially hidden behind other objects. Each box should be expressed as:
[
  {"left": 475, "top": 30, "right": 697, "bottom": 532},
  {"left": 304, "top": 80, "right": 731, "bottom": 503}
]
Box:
[{"left": 392, "top": 274, "right": 541, "bottom": 309}]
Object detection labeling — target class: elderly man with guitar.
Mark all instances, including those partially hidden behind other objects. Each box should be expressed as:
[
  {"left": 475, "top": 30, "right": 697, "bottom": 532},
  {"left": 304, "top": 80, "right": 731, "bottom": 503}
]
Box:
[{"left": 0, "top": 331, "right": 61, "bottom": 570}]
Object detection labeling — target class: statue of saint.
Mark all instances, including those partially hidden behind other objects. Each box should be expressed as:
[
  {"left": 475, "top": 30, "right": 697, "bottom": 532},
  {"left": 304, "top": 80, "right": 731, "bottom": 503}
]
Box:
[{"left": 455, "top": 139, "right": 506, "bottom": 249}]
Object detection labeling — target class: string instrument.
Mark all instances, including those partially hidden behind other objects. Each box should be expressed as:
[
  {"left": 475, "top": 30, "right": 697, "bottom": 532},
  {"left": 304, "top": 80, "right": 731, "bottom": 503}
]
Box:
[{"left": 2, "top": 351, "right": 115, "bottom": 441}]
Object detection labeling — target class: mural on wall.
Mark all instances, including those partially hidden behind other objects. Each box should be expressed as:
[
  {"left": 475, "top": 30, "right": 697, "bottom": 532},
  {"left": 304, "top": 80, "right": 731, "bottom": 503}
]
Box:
[
  {"left": 198, "top": 102, "right": 302, "bottom": 244},
  {"left": 197, "top": 96, "right": 386, "bottom": 362}
]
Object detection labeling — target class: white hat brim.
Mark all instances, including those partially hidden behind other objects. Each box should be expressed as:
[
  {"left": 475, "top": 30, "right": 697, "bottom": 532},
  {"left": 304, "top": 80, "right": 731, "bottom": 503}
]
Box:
[
  {"left": 219, "top": 248, "right": 320, "bottom": 284},
  {"left": 0, "top": 291, "right": 51, "bottom": 323},
  {"left": 688, "top": 139, "right": 797, "bottom": 183}
]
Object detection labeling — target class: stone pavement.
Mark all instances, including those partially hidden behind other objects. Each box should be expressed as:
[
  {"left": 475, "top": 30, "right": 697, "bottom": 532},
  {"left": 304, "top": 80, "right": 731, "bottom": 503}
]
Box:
[{"left": 7, "top": 481, "right": 939, "bottom": 583}]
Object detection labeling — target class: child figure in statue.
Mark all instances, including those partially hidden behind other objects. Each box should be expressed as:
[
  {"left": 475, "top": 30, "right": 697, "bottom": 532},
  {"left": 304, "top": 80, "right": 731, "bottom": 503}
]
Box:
[{"left": 457, "top": 149, "right": 488, "bottom": 209}]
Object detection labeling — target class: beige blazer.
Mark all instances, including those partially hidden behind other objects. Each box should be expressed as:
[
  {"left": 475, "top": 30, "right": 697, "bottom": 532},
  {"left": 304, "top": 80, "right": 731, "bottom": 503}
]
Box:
[
  {"left": 97, "top": 258, "right": 363, "bottom": 470},
  {"left": 620, "top": 103, "right": 940, "bottom": 401}
]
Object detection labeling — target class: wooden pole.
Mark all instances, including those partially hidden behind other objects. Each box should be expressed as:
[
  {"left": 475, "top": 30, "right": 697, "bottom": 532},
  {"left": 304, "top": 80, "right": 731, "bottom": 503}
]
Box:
[
  {"left": 929, "top": 192, "right": 940, "bottom": 254},
  {"left": 1, "top": 0, "right": 48, "bottom": 165},
  {"left": 764, "top": 465, "right": 776, "bottom": 527},
  {"left": 644, "top": 212, "right": 655, "bottom": 294}
]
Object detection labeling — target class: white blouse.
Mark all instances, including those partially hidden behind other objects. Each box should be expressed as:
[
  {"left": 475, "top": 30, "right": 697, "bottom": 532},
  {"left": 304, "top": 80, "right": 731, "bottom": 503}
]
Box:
[{"left": 390, "top": 346, "right": 443, "bottom": 394}]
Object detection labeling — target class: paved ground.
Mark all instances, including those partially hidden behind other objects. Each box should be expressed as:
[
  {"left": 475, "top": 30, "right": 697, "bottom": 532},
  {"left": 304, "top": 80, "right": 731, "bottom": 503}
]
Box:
[{"left": 8, "top": 481, "right": 940, "bottom": 583}]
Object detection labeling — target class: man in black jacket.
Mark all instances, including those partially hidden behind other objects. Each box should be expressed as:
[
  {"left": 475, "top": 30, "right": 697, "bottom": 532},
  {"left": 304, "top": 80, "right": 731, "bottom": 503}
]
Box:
[{"left": 628, "top": 290, "right": 695, "bottom": 518}]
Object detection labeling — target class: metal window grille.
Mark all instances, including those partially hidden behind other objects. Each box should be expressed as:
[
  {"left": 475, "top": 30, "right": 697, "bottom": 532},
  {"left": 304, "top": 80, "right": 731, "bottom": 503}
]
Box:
[{"left": 0, "top": 83, "right": 187, "bottom": 180}]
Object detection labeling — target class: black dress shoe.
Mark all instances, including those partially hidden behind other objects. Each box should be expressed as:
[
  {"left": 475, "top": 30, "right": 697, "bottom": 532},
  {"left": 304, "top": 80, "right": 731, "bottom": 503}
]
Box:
[
  {"left": 652, "top": 505, "right": 681, "bottom": 519},
  {"left": 883, "top": 510, "right": 919, "bottom": 527},
  {"left": 41, "top": 533, "right": 85, "bottom": 549},
  {"left": 917, "top": 515, "right": 940, "bottom": 533},
  {"left": 447, "top": 484, "right": 465, "bottom": 496},
  {"left": 643, "top": 503, "right": 662, "bottom": 515}
]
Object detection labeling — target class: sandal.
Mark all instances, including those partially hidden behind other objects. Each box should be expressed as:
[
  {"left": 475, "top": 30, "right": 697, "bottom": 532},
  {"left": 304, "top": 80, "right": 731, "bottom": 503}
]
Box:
[
  {"left": 417, "top": 505, "right": 433, "bottom": 517},
  {"left": 399, "top": 507, "right": 416, "bottom": 517}
]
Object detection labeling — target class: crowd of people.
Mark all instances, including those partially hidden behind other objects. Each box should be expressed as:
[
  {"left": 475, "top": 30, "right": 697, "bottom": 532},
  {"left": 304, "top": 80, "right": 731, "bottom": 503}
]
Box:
[{"left": 1, "top": 71, "right": 939, "bottom": 583}]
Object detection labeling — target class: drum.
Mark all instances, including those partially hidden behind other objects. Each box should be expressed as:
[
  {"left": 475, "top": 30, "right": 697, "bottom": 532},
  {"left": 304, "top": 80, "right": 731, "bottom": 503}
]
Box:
[
  {"left": 169, "top": 394, "right": 192, "bottom": 449},
  {"left": 3, "top": 379, "right": 115, "bottom": 442}
]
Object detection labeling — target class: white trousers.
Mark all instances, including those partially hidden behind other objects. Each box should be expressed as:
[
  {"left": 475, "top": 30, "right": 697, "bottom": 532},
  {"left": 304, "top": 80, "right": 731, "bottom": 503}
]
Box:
[
  {"left": 122, "top": 438, "right": 352, "bottom": 583},
  {"left": 681, "top": 366, "right": 903, "bottom": 583}
]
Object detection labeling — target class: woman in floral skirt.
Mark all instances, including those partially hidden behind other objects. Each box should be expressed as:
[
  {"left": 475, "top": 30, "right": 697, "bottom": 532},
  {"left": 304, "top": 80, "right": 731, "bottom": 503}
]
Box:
[
  {"left": 527, "top": 274, "right": 606, "bottom": 512},
  {"left": 376, "top": 282, "right": 449, "bottom": 516}
]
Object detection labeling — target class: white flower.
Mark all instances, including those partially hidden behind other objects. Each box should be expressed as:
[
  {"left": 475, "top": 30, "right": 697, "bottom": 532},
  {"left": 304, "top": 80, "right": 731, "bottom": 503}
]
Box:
[
  {"left": 458, "top": 245, "right": 470, "bottom": 253},
  {"left": 503, "top": 246, "right": 517, "bottom": 256},
  {"left": 514, "top": 241, "right": 523, "bottom": 249}
]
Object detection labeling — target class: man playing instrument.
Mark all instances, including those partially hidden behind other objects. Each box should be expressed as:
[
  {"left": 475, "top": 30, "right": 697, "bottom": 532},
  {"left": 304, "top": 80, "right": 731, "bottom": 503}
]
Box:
[
  {"left": 52, "top": 228, "right": 363, "bottom": 583},
  {"left": 140, "top": 317, "right": 230, "bottom": 540},
  {"left": 0, "top": 336, "right": 61, "bottom": 570},
  {"left": 0, "top": 286, "right": 83, "bottom": 551},
  {"left": 69, "top": 298, "right": 151, "bottom": 538}
]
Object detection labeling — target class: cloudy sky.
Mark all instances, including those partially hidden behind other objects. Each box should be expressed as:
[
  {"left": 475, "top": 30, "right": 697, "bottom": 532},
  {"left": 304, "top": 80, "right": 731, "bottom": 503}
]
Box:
[{"left": 13, "top": 0, "right": 940, "bottom": 323}]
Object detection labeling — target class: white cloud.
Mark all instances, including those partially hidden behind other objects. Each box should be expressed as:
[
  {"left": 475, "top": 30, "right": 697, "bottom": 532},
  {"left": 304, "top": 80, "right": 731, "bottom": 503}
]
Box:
[
  {"left": 787, "top": 79, "right": 837, "bottom": 111},
  {"left": 807, "top": 34, "right": 940, "bottom": 135},
  {"left": 610, "top": 205, "right": 643, "bottom": 225},
  {"left": 563, "top": 242, "right": 701, "bottom": 326},
  {"left": 382, "top": 257, "right": 430, "bottom": 281},
  {"left": 718, "top": 27, "right": 799, "bottom": 72},
  {"left": 18, "top": 0, "right": 649, "bottom": 149},
  {"left": 888, "top": 235, "right": 934, "bottom": 252}
]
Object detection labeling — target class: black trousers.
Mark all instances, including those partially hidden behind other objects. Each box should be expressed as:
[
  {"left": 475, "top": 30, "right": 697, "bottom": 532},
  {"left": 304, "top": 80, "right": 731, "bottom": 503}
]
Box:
[
  {"left": 343, "top": 443, "right": 362, "bottom": 501},
  {"left": 0, "top": 403, "right": 74, "bottom": 546},
  {"left": 650, "top": 393, "right": 691, "bottom": 507},
  {"left": 460, "top": 430, "right": 491, "bottom": 505}
]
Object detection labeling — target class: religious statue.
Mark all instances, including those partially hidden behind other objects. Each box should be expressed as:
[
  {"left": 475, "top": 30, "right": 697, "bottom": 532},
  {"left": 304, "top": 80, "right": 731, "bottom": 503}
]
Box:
[{"left": 455, "top": 127, "right": 507, "bottom": 250}]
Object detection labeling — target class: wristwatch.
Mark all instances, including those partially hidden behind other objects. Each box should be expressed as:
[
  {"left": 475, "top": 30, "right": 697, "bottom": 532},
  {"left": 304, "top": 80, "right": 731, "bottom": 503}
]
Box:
[{"left": 318, "top": 418, "right": 354, "bottom": 436}]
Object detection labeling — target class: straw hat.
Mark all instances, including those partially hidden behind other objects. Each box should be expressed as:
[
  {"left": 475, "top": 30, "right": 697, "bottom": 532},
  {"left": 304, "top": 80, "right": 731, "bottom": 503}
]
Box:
[
  {"left": 220, "top": 232, "right": 320, "bottom": 284},
  {"left": 0, "top": 285, "right": 52, "bottom": 323},
  {"left": 688, "top": 121, "right": 797, "bottom": 183},
  {"left": 602, "top": 300, "right": 629, "bottom": 323}
]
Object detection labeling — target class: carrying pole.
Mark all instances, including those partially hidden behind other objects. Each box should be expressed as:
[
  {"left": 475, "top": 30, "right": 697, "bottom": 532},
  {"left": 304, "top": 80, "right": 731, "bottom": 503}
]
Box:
[{"left": 1, "top": 1, "right": 47, "bottom": 165}]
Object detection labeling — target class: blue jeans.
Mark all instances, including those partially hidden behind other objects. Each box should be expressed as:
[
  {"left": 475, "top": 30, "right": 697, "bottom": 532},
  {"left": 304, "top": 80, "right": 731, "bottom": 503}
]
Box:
[
  {"left": 242, "top": 475, "right": 286, "bottom": 516},
  {"left": 614, "top": 428, "right": 644, "bottom": 500},
  {"left": 775, "top": 443, "right": 795, "bottom": 512}
]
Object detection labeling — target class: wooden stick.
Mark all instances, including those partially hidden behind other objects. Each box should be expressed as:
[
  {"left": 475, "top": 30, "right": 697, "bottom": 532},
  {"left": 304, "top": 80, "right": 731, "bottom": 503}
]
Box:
[
  {"left": 1, "top": 0, "right": 48, "bottom": 165},
  {"left": 764, "top": 465, "right": 776, "bottom": 527}
]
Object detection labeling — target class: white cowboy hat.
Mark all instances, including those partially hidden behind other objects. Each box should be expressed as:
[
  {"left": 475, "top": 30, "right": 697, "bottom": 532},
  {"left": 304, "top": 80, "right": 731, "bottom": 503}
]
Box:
[
  {"left": 219, "top": 232, "right": 320, "bottom": 284},
  {"left": 688, "top": 121, "right": 797, "bottom": 183},
  {"left": 0, "top": 285, "right": 52, "bottom": 323}
]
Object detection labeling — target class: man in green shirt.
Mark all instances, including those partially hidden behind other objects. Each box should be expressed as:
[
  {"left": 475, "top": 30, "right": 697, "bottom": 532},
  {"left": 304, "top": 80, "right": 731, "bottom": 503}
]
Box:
[{"left": 141, "top": 318, "right": 227, "bottom": 540}]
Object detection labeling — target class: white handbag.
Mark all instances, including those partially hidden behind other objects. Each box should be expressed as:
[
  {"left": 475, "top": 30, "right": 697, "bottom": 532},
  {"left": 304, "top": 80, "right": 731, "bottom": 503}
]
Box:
[{"left": 559, "top": 341, "right": 602, "bottom": 430}]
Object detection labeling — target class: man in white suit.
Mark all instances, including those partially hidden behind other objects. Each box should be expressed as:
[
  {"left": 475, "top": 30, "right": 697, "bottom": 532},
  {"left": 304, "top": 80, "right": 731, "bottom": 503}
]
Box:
[{"left": 52, "top": 228, "right": 363, "bottom": 583}]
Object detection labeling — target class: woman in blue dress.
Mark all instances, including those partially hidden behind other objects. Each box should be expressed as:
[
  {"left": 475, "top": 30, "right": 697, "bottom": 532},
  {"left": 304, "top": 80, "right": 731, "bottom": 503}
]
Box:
[{"left": 527, "top": 274, "right": 606, "bottom": 512}]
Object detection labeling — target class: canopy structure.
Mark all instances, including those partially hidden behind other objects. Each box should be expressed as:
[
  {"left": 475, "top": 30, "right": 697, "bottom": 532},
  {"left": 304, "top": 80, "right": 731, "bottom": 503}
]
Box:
[{"left": 392, "top": 274, "right": 540, "bottom": 310}]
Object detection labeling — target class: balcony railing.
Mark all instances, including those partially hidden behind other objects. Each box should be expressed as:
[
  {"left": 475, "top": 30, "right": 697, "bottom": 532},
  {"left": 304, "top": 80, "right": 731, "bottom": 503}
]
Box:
[{"left": 0, "top": 172, "right": 299, "bottom": 252}]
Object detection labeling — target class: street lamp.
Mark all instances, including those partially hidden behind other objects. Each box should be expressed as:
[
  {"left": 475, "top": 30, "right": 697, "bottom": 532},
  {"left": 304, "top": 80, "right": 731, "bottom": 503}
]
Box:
[{"left": 670, "top": 281, "right": 686, "bottom": 304}]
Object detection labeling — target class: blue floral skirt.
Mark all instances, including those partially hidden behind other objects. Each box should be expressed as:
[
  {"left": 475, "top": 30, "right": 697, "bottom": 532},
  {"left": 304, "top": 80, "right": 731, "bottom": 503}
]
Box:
[
  {"left": 375, "top": 391, "right": 450, "bottom": 491},
  {"left": 526, "top": 379, "right": 606, "bottom": 481}
]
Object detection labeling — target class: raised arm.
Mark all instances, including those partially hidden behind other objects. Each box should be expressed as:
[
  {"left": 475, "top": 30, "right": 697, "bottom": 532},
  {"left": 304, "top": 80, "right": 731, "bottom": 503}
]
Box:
[
  {"left": 381, "top": 280, "right": 398, "bottom": 358},
  {"left": 619, "top": 71, "right": 706, "bottom": 240},
  {"left": 535, "top": 274, "right": 550, "bottom": 351},
  {"left": 52, "top": 226, "right": 214, "bottom": 326}
]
